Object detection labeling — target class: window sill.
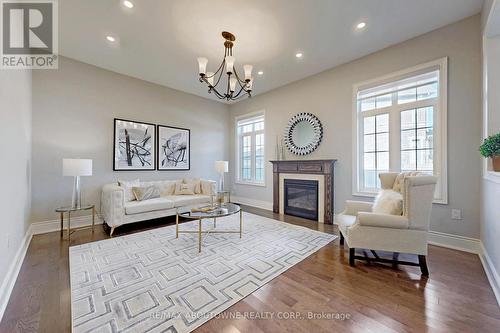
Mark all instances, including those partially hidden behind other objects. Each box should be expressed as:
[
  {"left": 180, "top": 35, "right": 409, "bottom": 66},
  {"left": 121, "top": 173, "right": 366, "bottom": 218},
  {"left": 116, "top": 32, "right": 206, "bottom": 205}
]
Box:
[{"left": 235, "top": 180, "right": 267, "bottom": 187}]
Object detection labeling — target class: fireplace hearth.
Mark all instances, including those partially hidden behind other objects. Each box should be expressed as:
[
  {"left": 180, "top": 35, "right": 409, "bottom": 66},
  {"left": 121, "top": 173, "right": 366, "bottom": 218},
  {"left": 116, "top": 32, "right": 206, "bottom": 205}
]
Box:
[{"left": 284, "top": 179, "right": 319, "bottom": 220}]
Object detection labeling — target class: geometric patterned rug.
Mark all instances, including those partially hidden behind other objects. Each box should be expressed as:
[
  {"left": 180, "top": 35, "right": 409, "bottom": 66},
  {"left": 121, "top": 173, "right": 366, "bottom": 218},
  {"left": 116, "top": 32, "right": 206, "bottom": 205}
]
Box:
[{"left": 69, "top": 212, "right": 336, "bottom": 333}]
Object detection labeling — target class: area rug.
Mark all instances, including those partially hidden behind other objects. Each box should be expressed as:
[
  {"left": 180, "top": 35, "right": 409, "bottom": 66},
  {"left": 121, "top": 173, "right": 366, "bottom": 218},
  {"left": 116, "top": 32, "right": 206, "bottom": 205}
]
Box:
[{"left": 69, "top": 212, "right": 336, "bottom": 332}]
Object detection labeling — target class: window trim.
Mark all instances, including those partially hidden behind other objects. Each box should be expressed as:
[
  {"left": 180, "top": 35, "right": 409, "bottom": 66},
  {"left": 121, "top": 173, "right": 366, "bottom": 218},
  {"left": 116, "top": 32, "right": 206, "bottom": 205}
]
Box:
[
  {"left": 235, "top": 110, "right": 266, "bottom": 187},
  {"left": 352, "top": 57, "right": 448, "bottom": 204}
]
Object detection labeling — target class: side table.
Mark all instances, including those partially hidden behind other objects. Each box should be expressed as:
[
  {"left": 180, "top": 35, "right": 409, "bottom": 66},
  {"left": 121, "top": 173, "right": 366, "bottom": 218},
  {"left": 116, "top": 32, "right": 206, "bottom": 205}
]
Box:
[{"left": 55, "top": 204, "right": 95, "bottom": 240}]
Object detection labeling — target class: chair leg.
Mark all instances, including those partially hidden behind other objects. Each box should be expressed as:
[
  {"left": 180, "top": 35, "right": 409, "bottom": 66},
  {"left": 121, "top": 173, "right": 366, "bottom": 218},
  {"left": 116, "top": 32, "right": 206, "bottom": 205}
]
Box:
[
  {"left": 349, "top": 248, "right": 355, "bottom": 266},
  {"left": 339, "top": 232, "right": 344, "bottom": 245},
  {"left": 418, "top": 255, "right": 429, "bottom": 276}
]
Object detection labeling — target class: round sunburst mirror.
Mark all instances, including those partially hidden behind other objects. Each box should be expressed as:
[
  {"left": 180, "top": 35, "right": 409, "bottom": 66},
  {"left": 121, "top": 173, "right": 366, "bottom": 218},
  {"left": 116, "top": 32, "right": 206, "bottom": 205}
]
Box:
[{"left": 284, "top": 113, "right": 323, "bottom": 155}]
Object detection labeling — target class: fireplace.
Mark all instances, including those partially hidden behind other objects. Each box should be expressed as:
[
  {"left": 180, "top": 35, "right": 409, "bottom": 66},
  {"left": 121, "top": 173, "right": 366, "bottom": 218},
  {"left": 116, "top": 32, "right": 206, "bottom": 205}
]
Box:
[{"left": 284, "top": 179, "right": 319, "bottom": 221}]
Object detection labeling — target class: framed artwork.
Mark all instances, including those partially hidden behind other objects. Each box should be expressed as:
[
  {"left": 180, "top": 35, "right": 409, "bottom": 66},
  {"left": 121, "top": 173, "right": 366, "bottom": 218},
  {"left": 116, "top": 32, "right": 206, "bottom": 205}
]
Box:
[
  {"left": 113, "top": 118, "right": 156, "bottom": 171},
  {"left": 157, "top": 125, "right": 190, "bottom": 170}
]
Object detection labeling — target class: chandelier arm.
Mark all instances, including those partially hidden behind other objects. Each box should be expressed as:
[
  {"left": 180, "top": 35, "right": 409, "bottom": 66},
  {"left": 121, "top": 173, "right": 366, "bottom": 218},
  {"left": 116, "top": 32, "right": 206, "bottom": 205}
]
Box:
[
  {"left": 230, "top": 89, "right": 251, "bottom": 101},
  {"left": 212, "top": 60, "right": 226, "bottom": 89},
  {"left": 232, "top": 84, "right": 246, "bottom": 99},
  {"left": 211, "top": 88, "right": 226, "bottom": 99},
  {"left": 233, "top": 69, "right": 247, "bottom": 84}
]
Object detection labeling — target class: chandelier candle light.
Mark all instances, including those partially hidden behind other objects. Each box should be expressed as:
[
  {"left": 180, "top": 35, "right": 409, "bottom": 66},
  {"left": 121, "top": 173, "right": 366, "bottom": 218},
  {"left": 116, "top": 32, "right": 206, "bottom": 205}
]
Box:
[{"left": 197, "top": 32, "right": 254, "bottom": 101}]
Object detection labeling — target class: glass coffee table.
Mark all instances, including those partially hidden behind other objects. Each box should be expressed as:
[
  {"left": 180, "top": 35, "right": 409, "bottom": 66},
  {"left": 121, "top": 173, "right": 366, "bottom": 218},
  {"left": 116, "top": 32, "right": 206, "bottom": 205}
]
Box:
[{"left": 176, "top": 203, "right": 242, "bottom": 253}]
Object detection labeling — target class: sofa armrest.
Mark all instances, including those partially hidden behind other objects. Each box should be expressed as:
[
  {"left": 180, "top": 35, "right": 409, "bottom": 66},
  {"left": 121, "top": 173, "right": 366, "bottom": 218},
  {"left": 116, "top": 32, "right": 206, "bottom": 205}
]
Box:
[
  {"left": 343, "top": 200, "right": 373, "bottom": 215},
  {"left": 101, "top": 184, "right": 125, "bottom": 227},
  {"left": 357, "top": 212, "right": 409, "bottom": 229}
]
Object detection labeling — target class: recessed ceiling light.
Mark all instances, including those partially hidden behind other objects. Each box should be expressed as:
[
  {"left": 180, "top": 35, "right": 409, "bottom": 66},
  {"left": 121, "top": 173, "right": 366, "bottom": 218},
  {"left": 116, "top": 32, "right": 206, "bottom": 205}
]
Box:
[
  {"left": 257, "top": 71, "right": 264, "bottom": 75},
  {"left": 356, "top": 22, "right": 366, "bottom": 29},
  {"left": 295, "top": 52, "right": 303, "bottom": 58},
  {"left": 123, "top": 0, "right": 134, "bottom": 8},
  {"left": 106, "top": 35, "right": 116, "bottom": 42}
]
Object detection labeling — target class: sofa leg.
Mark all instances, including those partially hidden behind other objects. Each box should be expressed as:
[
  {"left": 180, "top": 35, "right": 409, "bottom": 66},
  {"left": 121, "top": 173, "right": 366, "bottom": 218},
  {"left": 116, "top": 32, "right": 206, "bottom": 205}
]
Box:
[
  {"left": 110, "top": 226, "right": 116, "bottom": 238},
  {"left": 339, "top": 232, "right": 344, "bottom": 245},
  {"left": 418, "top": 255, "right": 429, "bottom": 276},
  {"left": 349, "top": 248, "right": 355, "bottom": 266}
]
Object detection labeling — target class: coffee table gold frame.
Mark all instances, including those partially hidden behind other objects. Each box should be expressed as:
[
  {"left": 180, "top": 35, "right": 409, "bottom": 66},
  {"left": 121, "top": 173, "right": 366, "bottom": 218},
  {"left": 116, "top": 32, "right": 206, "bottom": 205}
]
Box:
[{"left": 176, "top": 204, "right": 242, "bottom": 253}]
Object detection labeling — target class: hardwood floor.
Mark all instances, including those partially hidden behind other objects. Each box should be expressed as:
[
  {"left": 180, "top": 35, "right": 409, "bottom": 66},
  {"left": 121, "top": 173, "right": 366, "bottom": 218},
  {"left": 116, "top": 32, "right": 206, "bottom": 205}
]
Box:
[{"left": 1, "top": 205, "right": 499, "bottom": 332}]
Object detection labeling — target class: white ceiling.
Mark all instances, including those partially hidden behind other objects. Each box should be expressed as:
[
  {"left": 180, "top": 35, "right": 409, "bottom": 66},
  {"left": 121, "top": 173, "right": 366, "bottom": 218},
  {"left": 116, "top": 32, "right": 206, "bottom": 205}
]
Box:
[{"left": 59, "top": 0, "right": 483, "bottom": 103}]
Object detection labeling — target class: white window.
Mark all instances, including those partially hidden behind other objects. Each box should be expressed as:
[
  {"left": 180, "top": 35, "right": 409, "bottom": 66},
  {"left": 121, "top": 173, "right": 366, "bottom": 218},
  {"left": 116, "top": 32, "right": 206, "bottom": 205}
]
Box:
[
  {"left": 236, "top": 112, "right": 265, "bottom": 185},
  {"left": 353, "top": 58, "right": 448, "bottom": 203}
]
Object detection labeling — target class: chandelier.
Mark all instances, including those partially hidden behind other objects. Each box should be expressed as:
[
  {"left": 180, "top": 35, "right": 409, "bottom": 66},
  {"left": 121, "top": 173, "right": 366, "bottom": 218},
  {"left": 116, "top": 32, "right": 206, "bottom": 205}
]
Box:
[{"left": 197, "top": 31, "right": 253, "bottom": 101}]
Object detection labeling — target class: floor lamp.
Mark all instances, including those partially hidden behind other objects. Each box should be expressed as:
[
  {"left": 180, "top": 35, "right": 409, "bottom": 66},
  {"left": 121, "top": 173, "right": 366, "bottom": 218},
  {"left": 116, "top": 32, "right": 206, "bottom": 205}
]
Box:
[{"left": 63, "top": 159, "right": 93, "bottom": 209}]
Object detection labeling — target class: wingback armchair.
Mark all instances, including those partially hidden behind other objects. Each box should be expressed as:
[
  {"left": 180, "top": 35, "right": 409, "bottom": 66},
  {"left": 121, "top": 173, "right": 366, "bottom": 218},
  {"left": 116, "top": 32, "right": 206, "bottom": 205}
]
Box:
[{"left": 335, "top": 172, "right": 437, "bottom": 275}]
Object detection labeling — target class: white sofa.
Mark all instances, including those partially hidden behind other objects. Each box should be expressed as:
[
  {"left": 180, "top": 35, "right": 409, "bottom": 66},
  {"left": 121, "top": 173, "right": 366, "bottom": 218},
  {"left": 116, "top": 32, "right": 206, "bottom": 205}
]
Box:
[{"left": 101, "top": 179, "right": 216, "bottom": 236}]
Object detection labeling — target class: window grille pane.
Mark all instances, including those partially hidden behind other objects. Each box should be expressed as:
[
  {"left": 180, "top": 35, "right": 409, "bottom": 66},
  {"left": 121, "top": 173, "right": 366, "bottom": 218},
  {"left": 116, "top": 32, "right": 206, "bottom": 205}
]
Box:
[
  {"left": 364, "top": 170, "right": 377, "bottom": 189},
  {"left": 376, "top": 94, "right": 392, "bottom": 108},
  {"left": 361, "top": 97, "right": 376, "bottom": 112},
  {"left": 364, "top": 116, "right": 375, "bottom": 134},
  {"left": 417, "top": 82, "right": 438, "bottom": 101},
  {"left": 417, "top": 128, "right": 433, "bottom": 149},
  {"left": 401, "top": 129, "right": 416, "bottom": 150},
  {"left": 377, "top": 152, "right": 389, "bottom": 170},
  {"left": 417, "top": 107, "right": 433, "bottom": 128},
  {"left": 254, "top": 121, "right": 264, "bottom": 131},
  {"left": 401, "top": 109, "right": 416, "bottom": 130},
  {"left": 237, "top": 114, "right": 265, "bottom": 184},
  {"left": 364, "top": 134, "right": 375, "bottom": 152},
  {"left": 398, "top": 88, "right": 417, "bottom": 104},
  {"left": 376, "top": 114, "right": 389, "bottom": 133},
  {"left": 417, "top": 149, "right": 433, "bottom": 171},
  {"left": 364, "top": 152, "right": 376, "bottom": 169},
  {"left": 401, "top": 150, "right": 416, "bottom": 170},
  {"left": 376, "top": 133, "right": 389, "bottom": 151}
]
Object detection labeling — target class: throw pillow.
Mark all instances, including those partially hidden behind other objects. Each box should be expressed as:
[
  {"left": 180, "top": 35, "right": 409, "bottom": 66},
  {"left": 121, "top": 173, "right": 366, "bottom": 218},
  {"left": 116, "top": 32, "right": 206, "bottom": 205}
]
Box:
[
  {"left": 174, "top": 182, "right": 196, "bottom": 195},
  {"left": 132, "top": 186, "right": 160, "bottom": 201},
  {"left": 372, "top": 190, "right": 403, "bottom": 215},
  {"left": 183, "top": 178, "right": 201, "bottom": 194},
  {"left": 118, "top": 179, "right": 140, "bottom": 202},
  {"left": 200, "top": 179, "right": 216, "bottom": 195}
]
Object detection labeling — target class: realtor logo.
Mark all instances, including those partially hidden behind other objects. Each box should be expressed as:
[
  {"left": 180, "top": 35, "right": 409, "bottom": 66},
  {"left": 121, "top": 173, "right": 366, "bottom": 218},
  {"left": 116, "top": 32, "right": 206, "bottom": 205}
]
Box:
[{"left": 1, "top": 0, "right": 58, "bottom": 69}]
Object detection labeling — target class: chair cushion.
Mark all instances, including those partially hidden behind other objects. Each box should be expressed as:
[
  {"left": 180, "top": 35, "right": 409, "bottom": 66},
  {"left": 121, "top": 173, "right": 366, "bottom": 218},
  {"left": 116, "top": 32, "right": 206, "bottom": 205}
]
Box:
[
  {"left": 125, "top": 197, "right": 175, "bottom": 214},
  {"left": 334, "top": 214, "right": 357, "bottom": 235},
  {"left": 372, "top": 190, "right": 403, "bottom": 215},
  {"left": 164, "top": 195, "right": 211, "bottom": 207}
]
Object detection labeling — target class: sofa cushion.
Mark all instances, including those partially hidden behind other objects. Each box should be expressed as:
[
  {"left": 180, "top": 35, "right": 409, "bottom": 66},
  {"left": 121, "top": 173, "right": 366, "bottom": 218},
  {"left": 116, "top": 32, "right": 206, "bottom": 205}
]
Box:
[
  {"left": 164, "top": 195, "right": 211, "bottom": 207},
  {"left": 125, "top": 197, "right": 175, "bottom": 215},
  {"left": 140, "top": 180, "right": 177, "bottom": 196}
]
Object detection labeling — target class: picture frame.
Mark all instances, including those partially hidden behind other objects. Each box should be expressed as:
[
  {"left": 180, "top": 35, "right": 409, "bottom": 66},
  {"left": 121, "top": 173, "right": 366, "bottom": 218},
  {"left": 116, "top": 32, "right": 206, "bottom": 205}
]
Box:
[
  {"left": 157, "top": 125, "right": 190, "bottom": 170},
  {"left": 113, "top": 118, "right": 156, "bottom": 171}
]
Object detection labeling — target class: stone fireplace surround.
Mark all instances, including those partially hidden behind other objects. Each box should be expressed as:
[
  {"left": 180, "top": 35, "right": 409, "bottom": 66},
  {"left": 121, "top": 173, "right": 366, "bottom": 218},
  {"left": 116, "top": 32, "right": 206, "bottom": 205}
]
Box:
[{"left": 270, "top": 160, "right": 336, "bottom": 224}]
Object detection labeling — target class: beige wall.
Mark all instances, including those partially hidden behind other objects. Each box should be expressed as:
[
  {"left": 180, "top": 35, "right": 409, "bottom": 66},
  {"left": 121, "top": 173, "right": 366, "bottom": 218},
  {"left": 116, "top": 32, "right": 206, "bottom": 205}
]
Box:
[
  {"left": 32, "top": 57, "right": 229, "bottom": 222},
  {"left": 229, "top": 15, "right": 482, "bottom": 238},
  {"left": 0, "top": 70, "right": 32, "bottom": 302}
]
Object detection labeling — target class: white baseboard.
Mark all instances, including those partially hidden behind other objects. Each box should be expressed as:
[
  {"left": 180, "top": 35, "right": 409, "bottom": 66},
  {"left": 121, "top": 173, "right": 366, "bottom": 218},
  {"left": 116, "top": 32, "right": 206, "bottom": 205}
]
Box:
[
  {"left": 0, "top": 224, "right": 33, "bottom": 323},
  {"left": 428, "top": 230, "right": 481, "bottom": 254},
  {"left": 479, "top": 243, "right": 500, "bottom": 306},
  {"left": 30, "top": 214, "right": 103, "bottom": 235},
  {"left": 231, "top": 196, "right": 273, "bottom": 211}
]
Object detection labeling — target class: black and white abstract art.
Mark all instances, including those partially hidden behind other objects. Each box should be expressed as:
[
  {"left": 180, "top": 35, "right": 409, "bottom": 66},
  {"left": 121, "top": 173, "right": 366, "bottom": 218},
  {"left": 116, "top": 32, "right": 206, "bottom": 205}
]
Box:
[
  {"left": 114, "top": 119, "right": 156, "bottom": 171},
  {"left": 157, "top": 125, "right": 190, "bottom": 170}
]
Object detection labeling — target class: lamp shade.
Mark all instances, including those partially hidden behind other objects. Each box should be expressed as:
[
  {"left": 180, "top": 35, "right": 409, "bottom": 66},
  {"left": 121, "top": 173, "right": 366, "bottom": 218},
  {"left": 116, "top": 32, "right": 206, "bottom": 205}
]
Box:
[
  {"left": 215, "top": 160, "right": 229, "bottom": 173},
  {"left": 63, "top": 159, "right": 92, "bottom": 176}
]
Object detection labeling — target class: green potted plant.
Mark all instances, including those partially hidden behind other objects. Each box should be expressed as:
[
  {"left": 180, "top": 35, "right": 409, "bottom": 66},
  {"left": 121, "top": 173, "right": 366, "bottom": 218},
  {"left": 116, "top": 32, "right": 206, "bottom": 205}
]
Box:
[{"left": 480, "top": 133, "right": 500, "bottom": 172}]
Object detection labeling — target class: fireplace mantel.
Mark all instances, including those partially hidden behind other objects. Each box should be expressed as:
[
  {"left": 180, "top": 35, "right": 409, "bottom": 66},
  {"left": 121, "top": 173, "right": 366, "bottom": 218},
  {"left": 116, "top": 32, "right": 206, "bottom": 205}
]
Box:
[{"left": 270, "top": 160, "right": 336, "bottom": 224}]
